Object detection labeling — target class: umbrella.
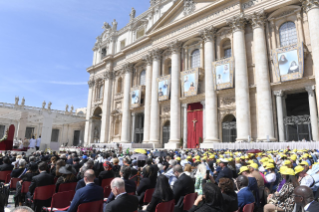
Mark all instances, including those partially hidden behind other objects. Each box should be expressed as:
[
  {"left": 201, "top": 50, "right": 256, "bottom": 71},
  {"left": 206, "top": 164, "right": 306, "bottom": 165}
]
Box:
[
  {"left": 153, "top": 151, "right": 167, "bottom": 157},
  {"left": 130, "top": 153, "right": 147, "bottom": 161},
  {"left": 134, "top": 149, "right": 147, "bottom": 154},
  {"left": 246, "top": 149, "right": 262, "bottom": 153}
]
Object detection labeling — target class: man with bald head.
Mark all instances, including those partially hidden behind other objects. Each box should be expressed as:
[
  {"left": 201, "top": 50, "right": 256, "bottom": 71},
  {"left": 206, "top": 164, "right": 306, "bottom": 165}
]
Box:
[
  {"left": 103, "top": 178, "right": 138, "bottom": 212},
  {"left": 236, "top": 175, "right": 255, "bottom": 210},
  {"left": 57, "top": 169, "right": 103, "bottom": 212},
  {"left": 294, "top": 186, "right": 319, "bottom": 212}
]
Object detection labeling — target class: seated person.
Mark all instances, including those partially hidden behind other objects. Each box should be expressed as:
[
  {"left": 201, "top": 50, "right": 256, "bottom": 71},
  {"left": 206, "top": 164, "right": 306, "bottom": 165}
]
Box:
[
  {"left": 75, "top": 162, "right": 99, "bottom": 191},
  {"left": 98, "top": 161, "right": 114, "bottom": 184},
  {"left": 172, "top": 164, "right": 195, "bottom": 203},
  {"left": 103, "top": 178, "right": 138, "bottom": 212},
  {"left": 56, "top": 169, "right": 103, "bottom": 212},
  {"left": 236, "top": 175, "right": 255, "bottom": 211},
  {"left": 0, "top": 157, "right": 14, "bottom": 171},
  {"left": 218, "top": 178, "right": 238, "bottom": 212},
  {"left": 55, "top": 164, "right": 77, "bottom": 192},
  {"left": 11, "top": 159, "right": 27, "bottom": 178}
]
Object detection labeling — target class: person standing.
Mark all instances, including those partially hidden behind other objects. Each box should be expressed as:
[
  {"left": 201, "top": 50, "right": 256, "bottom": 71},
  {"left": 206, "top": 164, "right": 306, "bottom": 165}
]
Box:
[
  {"left": 28, "top": 136, "right": 36, "bottom": 149},
  {"left": 36, "top": 136, "right": 41, "bottom": 150}
]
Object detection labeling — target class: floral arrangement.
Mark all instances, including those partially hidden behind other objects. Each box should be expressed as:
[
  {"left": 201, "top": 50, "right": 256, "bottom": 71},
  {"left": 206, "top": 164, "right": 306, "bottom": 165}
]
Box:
[{"left": 0, "top": 130, "right": 8, "bottom": 142}]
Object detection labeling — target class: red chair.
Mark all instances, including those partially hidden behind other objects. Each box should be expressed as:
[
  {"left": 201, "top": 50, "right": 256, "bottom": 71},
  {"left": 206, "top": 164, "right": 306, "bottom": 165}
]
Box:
[
  {"left": 143, "top": 188, "right": 155, "bottom": 204},
  {"left": 42, "top": 190, "right": 75, "bottom": 211},
  {"left": 77, "top": 200, "right": 103, "bottom": 212},
  {"left": 0, "top": 171, "right": 12, "bottom": 182},
  {"left": 243, "top": 203, "right": 254, "bottom": 212},
  {"left": 5, "top": 173, "right": 11, "bottom": 184},
  {"left": 54, "top": 177, "right": 58, "bottom": 184},
  {"left": 101, "top": 178, "right": 114, "bottom": 198},
  {"left": 155, "top": 199, "right": 175, "bottom": 212},
  {"left": 57, "top": 182, "right": 77, "bottom": 193},
  {"left": 128, "top": 192, "right": 135, "bottom": 195},
  {"left": 27, "top": 184, "right": 56, "bottom": 211},
  {"left": 183, "top": 193, "right": 198, "bottom": 211},
  {"left": 21, "top": 181, "right": 32, "bottom": 194},
  {"left": 10, "top": 177, "right": 21, "bottom": 190}
]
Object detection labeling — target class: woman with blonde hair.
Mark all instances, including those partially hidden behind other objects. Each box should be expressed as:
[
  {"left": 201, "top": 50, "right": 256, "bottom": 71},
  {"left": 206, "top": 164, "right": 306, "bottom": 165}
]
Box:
[{"left": 194, "top": 164, "right": 206, "bottom": 195}]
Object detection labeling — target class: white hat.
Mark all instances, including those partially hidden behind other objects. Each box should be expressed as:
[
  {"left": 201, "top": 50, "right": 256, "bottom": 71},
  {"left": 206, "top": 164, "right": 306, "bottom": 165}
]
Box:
[{"left": 220, "top": 159, "right": 229, "bottom": 163}]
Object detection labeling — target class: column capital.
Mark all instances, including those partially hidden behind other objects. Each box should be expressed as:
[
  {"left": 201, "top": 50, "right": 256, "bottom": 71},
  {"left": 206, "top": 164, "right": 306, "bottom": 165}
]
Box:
[
  {"left": 122, "top": 63, "right": 134, "bottom": 74},
  {"left": 103, "top": 71, "right": 114, "bottom": 80},
  {"left": 88, "top": 79, "right": 95, "bottom": 88},
  {"left": 151, "top": 48, "right": 162, "bottom": 61},
  {"left": 142, "top": 53, "right": 153, "bottom": 66},
  {"left": 226, "top": 13, "right": 247, "bottom": 33},
  {"left": 306, "top": 85, "right": 315, "bottom": 95},
  {"left": 167, "top": 40, "right": 182, "bottom": 54},
  {"left": 131, "top": 112, "right": 136, "bottom": 117},
  {"left": 274, "top": 90, "right": 283, "bottom": 97},
  {"left": 182, "top": 103, "right": 188, "bottom": 108},
  {"left": 249, "top": 10, "right": 266, "bottom": 30},
  {"left": 199, "top": 26, "right": 216, "bottom": 43},
  {"left": 200, "top": 101, "right": 205, "bottom": 106},
  {"left": 301, "top": 0, "right": 319, "bottom": 13}
]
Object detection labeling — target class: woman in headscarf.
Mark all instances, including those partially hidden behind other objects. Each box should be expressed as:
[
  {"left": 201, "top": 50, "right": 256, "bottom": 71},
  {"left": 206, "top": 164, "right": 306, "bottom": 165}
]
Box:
[{"left": 55, "top": 164, "right": 77, "bottom": 192}]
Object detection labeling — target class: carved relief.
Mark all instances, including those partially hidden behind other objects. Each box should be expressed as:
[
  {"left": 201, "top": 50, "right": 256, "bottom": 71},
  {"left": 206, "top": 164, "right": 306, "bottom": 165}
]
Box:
[
  {"left": 199, "top": 26, "right": 216, "bottom": 43},
  {"left": 183, "top": 0, "right": 196, "bottom": 16},
  {"left": 88, "top": 79, "right": 95, "bottom": 88},
  {"left": 221, "top": 97, "right": 235, "bottom": 106},
  {"left": 122, "top": 63, "right": 134, "bottom": 74},
  {"left": 142, "top": 53, "right": 153, "bottom": 65},
  {"left": 151, "top": 48, "right": 162, "bottom": 61},
  {"left": 301, "top": 0, "right": 319, "bottom": 13},
  {"left": 167, "top": 40, "right": 182, "bottom": 54},
  {"left": 249, "top": 10, "right": 266, "bottom": 29},
  {"left": 226, "top": 13, "right": 247, "bottom": 32}
]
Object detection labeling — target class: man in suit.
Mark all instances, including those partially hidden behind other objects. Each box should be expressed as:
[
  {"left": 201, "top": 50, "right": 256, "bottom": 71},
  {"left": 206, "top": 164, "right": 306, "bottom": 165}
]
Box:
[
  {"left": 215, "top": 159, "right": 233, "bottom": 183},
  {"left": 56, "top": 169, "right": 103, "bottom": 212},
  {"left": 72, "top": 157, "right": 81, "bottom": 173},
  {"left": 75, "top": 163, "right": 100, "bottom": 191},
  {"left": 104, "top": 178, "right": 138, "bottom": 212},
  {"left": 0, "top": 157, "right": 14, "bottom": 171},
  {"left": 172, "top": 164, "right": 195, "bottom": 203},
  {"left": 236, "top": 175, "right": 255, "bottom": 210},
  {"left": 105, "top": 165, "right": 136, "bottom": 203},
  {"left": 28, "top": 162, "right": 54, "bottom": 196},
  {"left": 294, "top": 185, "right": 319, "bottom": 212}
]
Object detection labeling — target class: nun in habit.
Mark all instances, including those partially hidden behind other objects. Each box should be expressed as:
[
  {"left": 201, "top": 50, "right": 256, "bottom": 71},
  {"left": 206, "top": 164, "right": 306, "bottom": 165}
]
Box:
[
  {"left": 288, "top": 61, "right": 299, "bottom": 74},
  {"left": 278, "top": 54, "right": 288, "bottom": 64}
]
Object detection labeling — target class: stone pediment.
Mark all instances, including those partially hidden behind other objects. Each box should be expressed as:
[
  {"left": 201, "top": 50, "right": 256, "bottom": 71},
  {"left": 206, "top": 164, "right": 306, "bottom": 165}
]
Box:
[{"left": 148, "top": 0, "right": 217, "bottom": 34}]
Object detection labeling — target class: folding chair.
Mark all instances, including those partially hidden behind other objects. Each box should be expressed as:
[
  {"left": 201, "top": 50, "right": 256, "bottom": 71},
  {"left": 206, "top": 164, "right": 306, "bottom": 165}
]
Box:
[
  {"left": 42, "top": 190, "right": 75, "bottom": 211},
  {"left": 77, "top": 200, "right": 103, "bottom": 212},
  {"left": 183, "top": 193, "right": 198, "bottom": 211},
  {"left": 27, "top": 184, "right": 55, "bottom": 211},
  {"left": 143, "top": 188, "right": 155, "bottom": 204},
  {"left": 57, "top": 182, "right": 77, "bottom": 193},
  {"left": 155, "top": 199, "right": 175, "bottom": 212},
  {"left": 101, "top": 178, "right": 114, "bottom": 198},
  {"left": 243, "top": 202, "right": 254, "bottom": 212},
  {"left": 10, "top": 177, "right": 21, "bottom": 190},
  {"left": 0, "top": 171, "right": 12, "bottom": 182}
]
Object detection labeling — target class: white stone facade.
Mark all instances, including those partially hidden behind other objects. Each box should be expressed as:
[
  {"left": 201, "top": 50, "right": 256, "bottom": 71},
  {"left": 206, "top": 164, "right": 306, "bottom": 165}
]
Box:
[{"left": 85, "top": 0, "right": 319, "bottom": 148}]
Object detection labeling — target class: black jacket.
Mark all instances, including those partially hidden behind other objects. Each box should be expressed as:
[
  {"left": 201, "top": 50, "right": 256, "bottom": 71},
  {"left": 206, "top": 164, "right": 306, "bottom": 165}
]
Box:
[
  {"left": 173, "top": 173, "right": 195, "bottom": 203},
  {"left": 103, "top": 193, "right": 138, "bottom": 212},
  {"left": 106, "top": 178, "right": 136, "bottom": 203},
  {"left": 28, "top": 171, "right": 54, "bottom": 195},
  {"left": 98, "top": 170, "right": 115, "bottom": 184},
  {"left": 11, "top": 168, "right": 25, "bottom": 178},
  {"left": 72, "top": 163, "right": 81, "bottom": 173},
  {"left": 189, "top": 204, "right": 224, "bottom": 212},
  {"left": 146, "top": 196, "right": 173, "bottom": 212},
  {"left": 215, "top": 166, "right": 233, "bottom": 183},
  {"left": 306, "top": 201, "right": 319, "bottom": 212},
  {"left": 0, "top": 163, "right": 14, "bottom": 171},
  {"left": 137, "top": 178, "right": 154, "bottom": 196},
  {"left": 222, "top": 192, "right": 238, "bottom": 212}
]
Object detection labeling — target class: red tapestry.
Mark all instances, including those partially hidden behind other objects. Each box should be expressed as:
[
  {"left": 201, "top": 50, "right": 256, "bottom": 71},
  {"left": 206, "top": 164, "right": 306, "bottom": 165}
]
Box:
[
  {"left": 187, "top": 103, "right": 203, "bottom": 148},
  {"left": 8, "top": 125, "right": 15, "bottom": 141}
]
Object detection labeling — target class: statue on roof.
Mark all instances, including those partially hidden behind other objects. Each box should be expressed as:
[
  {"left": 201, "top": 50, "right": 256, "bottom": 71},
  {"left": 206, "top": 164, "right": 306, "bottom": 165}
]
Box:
[
  {"left": 102, "top": 22, "right": 111, "bottom": 31},
  {"left": 48, "top": 102, "right": 52, "bottom": 110},
  {"left": 15, "top": 96, "right": 19, "bottom": 105},
  {"left": 112, "top": 19, "right": 118, "bottom": 31},
  {"left": 42, "top": 101, "right": 46, "bottom": 109},
  {"left": 70, "top": 105, "right": 74, "bottom": 113},
  {"left": 150, "top": 0, "right": 157, "bottom": 7},
  {"left": 130, "top": 8, "right": 136, "bottom": 20},
  {"left": 21, "top": 97, "right": 25, "bottom": 107},
  {"left": 65, "top": 104, "right": 69, "bottom": 112}
]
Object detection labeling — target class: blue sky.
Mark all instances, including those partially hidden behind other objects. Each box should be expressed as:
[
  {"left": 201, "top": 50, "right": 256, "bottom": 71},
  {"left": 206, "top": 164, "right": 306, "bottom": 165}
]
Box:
[{"left": 0, "top": 0, "right": 150, "bottom": 110}]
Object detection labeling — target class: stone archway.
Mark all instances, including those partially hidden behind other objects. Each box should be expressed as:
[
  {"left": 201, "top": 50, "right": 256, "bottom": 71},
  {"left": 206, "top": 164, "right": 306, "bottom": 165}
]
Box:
[
  {"left": 222, "top": 114, "right": 236, "bottom": 143},
  {"left": 92, "top": 107, "right": 102, "bottom": 143},
  {"left": 162, "top": 121, "right": 170, "bottom": 147}
]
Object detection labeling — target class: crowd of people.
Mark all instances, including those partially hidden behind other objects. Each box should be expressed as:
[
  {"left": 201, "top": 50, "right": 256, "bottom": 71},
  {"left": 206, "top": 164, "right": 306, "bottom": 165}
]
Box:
[{"left": 1, "top": 146, "right": 319, "bottom": 212}]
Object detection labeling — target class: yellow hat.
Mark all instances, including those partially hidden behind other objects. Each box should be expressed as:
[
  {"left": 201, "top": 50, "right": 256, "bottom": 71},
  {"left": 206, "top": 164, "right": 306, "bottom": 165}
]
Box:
[
  {"left": 216, "top": 159, "right": 220, "bottom": 163},
  {"left": 176, "top": 157, "right": 181, "bottom": 161},
  {"left": 227, "top": 158, "right": 233, "bottom": 162},
  {"left": 209, "top": 155, "right": 215, "bottom": 159},
  {"left": 195, "top": 159, "right": 201, "bottom": 163},
  {"left": 238, "top": 166, "right": 249, "bottom": 174},
  {"left": 284, "top": 160, "right": 291, "bottom": 165},
  {"left": 248, "top": 163, "right": 258, "bottom": 169},
  {"left": 202, "top": 156, "right": 207, "bottom": 161},
  {"left": 187, "top": 156, "right": 192, "bottom": 159},
  {"left": 247, "top": 160, "right": 254, "bottom": 164},
  {"left": 195, "top": 155, "right": 200, "bottom": 159},
  {"left": 219, "top": 155, "right": 224, "bottom": 158},
  {"left": 294, "top": 165, "right": 304, "bottom": 174},
  {"left": 244, "top": 155, "right": 249, "bottom": 159},
  {"left": 266, "top": 163, "right": 275, "bottom": 169},
  {"left": 281, "top": 168, "right": 295, "bottom": 176},
  {"left": 300, "top": 161, "right": 309, "bottom": 166},
  {"left": 240, "top": 156, "right": 245, "bottom": 160},
  {"left": 278, "top": 165, "right": 288, "bottom": 173},
  {"left": 290, "top": 155, "right": 297, "bottom": 161},
  {"left": 235, "top": 158, "right": 241, "bottom": 162},
  {"left": 302, "top": 154, "right": 308, "bottom": 158},
  {"left": 268, "top": 159, "right": 275, "bottom": 163}
]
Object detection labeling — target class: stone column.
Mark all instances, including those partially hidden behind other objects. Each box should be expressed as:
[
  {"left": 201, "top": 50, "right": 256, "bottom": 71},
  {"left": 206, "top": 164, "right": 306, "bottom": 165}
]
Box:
[
  {"left": 165, "top": 40, "right": 182, "bottom": 149},
  {"left": 142, "top": 54, "right": 152, "bottom": 143},
  {"left": 274, "top": 90, "right": 285, "bottom": 142},
  {"left": 227, "top": 14, "right": 251, "bottom": 141},
  {"left": 250, "top": 11, "right": 275, "bottom": 141},
  {"left": 182, "top": 104, "right": 188, "bottom": 148},
  {"left": 302, "top": 1, "right": 319, "bottom": 116},
  {"left": 17, "top": 111, "right": 28, "bottom": 139},
  {"left": 40, "top": 111, "right": 54, "bottom": 150},
  {"left": 199, "top": 27, "right": 219, "bottom": 147},
  {"left": 100, "top": 71, "right": 113, "bottom": 143},
  {"left": 306, "top": 85, "right": 319, "bottom": 141},
  {"left": 131, "top": 113, "right": 136, "bottom": 143},
  {"left": 200, "top": 101, "right": 206, "bottom": 141},
  {"left": 84, "top": 79, "right": 95, "bottom": 145},
  {"left": 149, "top": 49, "right": 161, "bottom": 146},
  {"left": 121, "top": 63, "right": 133, "bottom": 143}
]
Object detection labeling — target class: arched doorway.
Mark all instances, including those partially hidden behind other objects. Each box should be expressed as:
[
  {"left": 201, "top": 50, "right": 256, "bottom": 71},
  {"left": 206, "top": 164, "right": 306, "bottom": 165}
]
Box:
[
  {"left": 92, "top": 107, "right": 102, "bottom": 143},
  {"left": 222, "top": 115, "right": 236, "bottom": 143},
  {"left": 134, "top": 113, "right": 144, "bottom": 143},
  {"left": 162, "top": 121, "right": 170, "bottom": 147}
]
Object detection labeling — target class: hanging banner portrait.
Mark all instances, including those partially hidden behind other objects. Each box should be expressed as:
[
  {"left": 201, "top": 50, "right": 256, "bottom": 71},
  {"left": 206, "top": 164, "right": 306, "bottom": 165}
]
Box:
[
  {"left": 130, "top": 87, "right": 142, "bottom": 108},
  {"left": 212, "top": 58, "right": 234, "bottom": 90},
  {"left": 181, "top": 68, "right": 199, "bottom": 97},
  {"left": 272, "top": 43, "right": 304, "bottom": 82},
  {"left": 157, "top": 75, "right": 171, "bottom": 101}
]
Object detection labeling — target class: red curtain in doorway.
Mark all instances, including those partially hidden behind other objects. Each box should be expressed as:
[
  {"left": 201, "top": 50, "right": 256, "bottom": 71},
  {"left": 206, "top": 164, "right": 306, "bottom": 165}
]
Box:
[{"left": 187, "top": 103, "right": 203, "bottom": 148}]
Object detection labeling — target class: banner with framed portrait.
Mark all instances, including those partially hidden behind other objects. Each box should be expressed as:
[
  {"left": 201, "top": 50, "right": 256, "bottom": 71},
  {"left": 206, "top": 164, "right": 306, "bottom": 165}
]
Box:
[
  {"left": 212, "top": 57, "right": 234, "bottom": 90},
  {"left": 130, "top": 87, "right": 142, "bottom": 108},
  {"left": 272, "top": 43, "right": 304, "bottom": 82},
  {"left": 181, "top": 68, "right": 199, "bottom": 97},
  {"left": 157, "top": 75, "right": 171, "bottom": 101}
]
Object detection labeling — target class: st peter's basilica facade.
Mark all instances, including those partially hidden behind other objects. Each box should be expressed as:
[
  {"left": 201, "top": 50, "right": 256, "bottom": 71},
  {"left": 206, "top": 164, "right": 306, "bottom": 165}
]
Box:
[{"left": 84, "top": 0, "right": 319, "bottom": 148}]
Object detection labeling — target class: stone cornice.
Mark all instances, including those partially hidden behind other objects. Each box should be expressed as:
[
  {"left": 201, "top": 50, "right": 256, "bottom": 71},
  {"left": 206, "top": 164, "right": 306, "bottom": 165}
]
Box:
[
  {"left": 249, "top": 10, "right": 266, "bottom": 30},
  {"left": 226, "top": 13, "right": 247, "bottom": 33},
  {"left": 86, "top": 61, "right": 106, "bottom": 73},
  {"left": 199, "top": 26, "right": 216, "bottom": 43},
  {"left": 301, "top": 0, "right": 319, "bottom": 13}
]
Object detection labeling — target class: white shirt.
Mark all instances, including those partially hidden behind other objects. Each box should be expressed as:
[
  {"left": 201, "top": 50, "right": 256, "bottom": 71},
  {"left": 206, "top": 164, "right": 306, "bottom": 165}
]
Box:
[
  {"left": 29, "top": 139, "right": 36, "bottom": 148},
  {"left": 300, "top": 175, "right": 314, "bottom": 187},
  {"left": 265, "top": 173, "right": 276, "bottom": 183},
  {"left": 36, "top": 138, "right": 41, "bottom": 147},
  {"left": 304, "top": 200, "right": 314, "bottom": 210}
]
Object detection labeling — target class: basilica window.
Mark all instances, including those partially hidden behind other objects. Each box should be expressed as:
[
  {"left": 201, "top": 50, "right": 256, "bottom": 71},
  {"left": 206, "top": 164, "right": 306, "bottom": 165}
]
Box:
[
  {"left": 51, "top": 129, "right": 59, "bottom": 142},
  {"left": 98, "top": 85, "right": 103, "bottom": 100},
  {"left": 279, "top": 21, "right": 298, "bottom": 47},
  {"left": 136, "top": 28, "right": 145, "bottom": 40},
  {"left": 114, "top": 120, "right": 120, "bottom": 135},
  {"left": 163, "top": 58, "right": 171, "bottom": 76},
  {"left": 117, "top": 78, "right": 123, "bottom": 93},
  {"left": 222, "top": 39, "right": 232, "bottom": 59},
  {"left": 140, "top": 70, "right": 146, "bottom": 85},
  {"left": 120, "top": 39, "right": 126, "bottom": 50},
  {"left": 101, "top": 48, "right": 107, "bottom": 59},
  {"left": 224, "top": 48, "right": 232, "bottom": 58},
  {"left": 191, "top": 49, "right": 200, "bottom": 68}
]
